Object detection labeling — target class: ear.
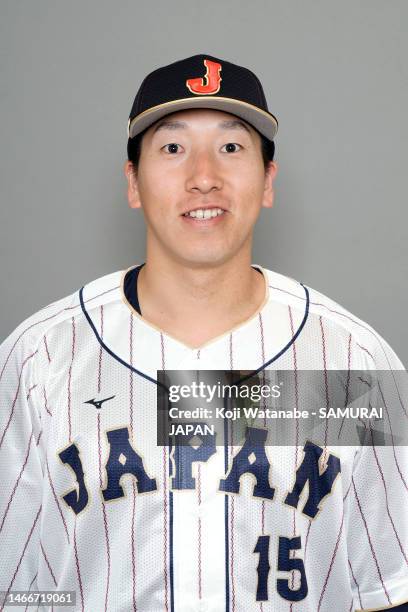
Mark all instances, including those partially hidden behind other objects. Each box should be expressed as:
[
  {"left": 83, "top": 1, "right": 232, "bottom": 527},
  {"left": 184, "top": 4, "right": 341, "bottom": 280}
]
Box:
[
  {"left": 124, "top": 160, "right": 142, "bottom": 209},
  {"left": 262, "top": 161, "right": 278, "bottom": 209}
]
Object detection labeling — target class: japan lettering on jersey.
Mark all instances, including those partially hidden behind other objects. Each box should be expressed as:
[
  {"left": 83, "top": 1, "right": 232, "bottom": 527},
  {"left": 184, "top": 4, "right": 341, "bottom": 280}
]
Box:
[{"left": 0, "top": 265, "right": 407, "bottom": 611}]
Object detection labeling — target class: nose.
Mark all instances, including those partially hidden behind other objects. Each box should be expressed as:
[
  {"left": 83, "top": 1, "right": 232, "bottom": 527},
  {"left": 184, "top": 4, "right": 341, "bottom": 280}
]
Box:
[{"left": 185, "top": 148, "right": 223, "bottom": 194}]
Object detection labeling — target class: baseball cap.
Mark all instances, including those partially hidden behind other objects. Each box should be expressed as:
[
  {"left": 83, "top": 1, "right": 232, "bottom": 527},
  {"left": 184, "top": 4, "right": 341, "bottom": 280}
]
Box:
[{"left": 127, "top": 54, "right": 278, "bottom": 142}]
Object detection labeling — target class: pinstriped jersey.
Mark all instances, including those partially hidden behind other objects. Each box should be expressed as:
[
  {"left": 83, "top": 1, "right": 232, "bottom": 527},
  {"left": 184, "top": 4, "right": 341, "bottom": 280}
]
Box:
[{"left": 0, "top": 264, "right": 407, "bottom": 611}]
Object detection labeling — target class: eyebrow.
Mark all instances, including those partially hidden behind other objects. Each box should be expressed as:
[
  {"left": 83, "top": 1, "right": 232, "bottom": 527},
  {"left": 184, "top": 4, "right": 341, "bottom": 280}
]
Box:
[{"left": 152, "top": 118, "right": 251, "bottom": 134}]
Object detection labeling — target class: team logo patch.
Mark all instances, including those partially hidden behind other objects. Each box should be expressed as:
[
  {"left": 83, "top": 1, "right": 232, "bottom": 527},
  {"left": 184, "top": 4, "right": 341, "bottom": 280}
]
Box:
[{"left": 186, "top": 58, "right": 222, "bottom": 95}]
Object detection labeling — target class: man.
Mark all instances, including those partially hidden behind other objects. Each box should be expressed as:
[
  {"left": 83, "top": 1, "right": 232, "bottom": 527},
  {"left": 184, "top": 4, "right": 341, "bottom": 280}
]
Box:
[{"left": 0, "top": 54, "right": 407, "bottom": 611}]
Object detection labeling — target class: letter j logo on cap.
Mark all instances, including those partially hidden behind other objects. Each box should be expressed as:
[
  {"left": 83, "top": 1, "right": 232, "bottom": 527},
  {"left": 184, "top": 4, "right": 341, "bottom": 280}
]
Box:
[{"left": 186, "top": 59, "right": 222, "bottom": 95}]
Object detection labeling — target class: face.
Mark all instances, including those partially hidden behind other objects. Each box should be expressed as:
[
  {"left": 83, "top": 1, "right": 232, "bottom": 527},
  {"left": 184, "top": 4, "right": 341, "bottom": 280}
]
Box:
[{"left": 124, "top": 108, "right": 278, "bottom": 268}]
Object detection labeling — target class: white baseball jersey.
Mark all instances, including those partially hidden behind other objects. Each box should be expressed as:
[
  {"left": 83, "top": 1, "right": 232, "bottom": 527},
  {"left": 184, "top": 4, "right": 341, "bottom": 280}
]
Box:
[{"left": 0, "top": 264, "right": 407, "bottom": 612}]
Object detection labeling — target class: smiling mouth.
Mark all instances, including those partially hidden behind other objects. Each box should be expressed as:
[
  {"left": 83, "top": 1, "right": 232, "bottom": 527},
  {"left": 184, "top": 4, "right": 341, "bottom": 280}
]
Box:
[{"left": 183, "top": 208, "right": 225, "bottom": 219}]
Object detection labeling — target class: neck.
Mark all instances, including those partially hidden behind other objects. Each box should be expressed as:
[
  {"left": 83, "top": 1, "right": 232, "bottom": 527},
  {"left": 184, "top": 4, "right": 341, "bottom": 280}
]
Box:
[{"left": 136, "top": 251, "right": 267, "bottom": 347}]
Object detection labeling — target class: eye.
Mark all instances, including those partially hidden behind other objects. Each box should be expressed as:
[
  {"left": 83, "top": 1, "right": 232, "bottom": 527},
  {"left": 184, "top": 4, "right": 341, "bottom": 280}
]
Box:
[
  {"left": 162, "top": 143, "right": 182, "bottom": 154},
  {"left": 221, "top": 143, "right": 242, "bottom": 153}
]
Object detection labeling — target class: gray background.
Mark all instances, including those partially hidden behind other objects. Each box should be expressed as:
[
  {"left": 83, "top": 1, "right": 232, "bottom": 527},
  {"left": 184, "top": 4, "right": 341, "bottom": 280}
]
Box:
[{"left": 1, "top": 1, "right": 407, "bottom": 363}]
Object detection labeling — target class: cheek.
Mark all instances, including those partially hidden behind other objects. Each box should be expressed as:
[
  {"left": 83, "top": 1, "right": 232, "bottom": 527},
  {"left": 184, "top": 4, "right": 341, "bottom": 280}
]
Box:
[
  {"left": 138, "top": 164, "right": 180, "bottom": 207},
  {"left": 233, "top": 166, "right": 266, "bottom": 207}
]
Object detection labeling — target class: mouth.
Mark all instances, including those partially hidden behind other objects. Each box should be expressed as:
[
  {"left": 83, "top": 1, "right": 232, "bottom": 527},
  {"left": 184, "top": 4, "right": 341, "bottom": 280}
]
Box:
[{"left": 182, "top": 206, "right": 226, "bottom": 220}]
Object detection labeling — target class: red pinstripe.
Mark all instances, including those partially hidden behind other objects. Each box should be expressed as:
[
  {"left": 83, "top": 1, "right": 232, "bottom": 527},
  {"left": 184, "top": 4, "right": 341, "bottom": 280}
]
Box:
[
  {"left": 358, "top": 342, "right": 408, "bottom": 424},
  {"left": 268, "top": 285, "right": 408, "bottom": 421},
  {"left": 303, "top": 310, "right": 323, "bottom": 565},
  {"left": 319, "top": 316, "right": 329, "bottom": 456},
  {"left": 377, "top": 382, "right": 408, "bottom": 493},
  {"left": 343, "top": 479, "right": 353, "bottom": 502},
  {"left": 73, "top": 517, "right": 85, "bottom": 611},
  {"left": 317, "top": 511, "right": 344, "bottom": 611},
  {"left": 0, "top": 350, "right": 38, "bottom": 450},
  {"left": 351, "top": 476, "right": 392, "bottom": 605},
  {"left": 258, "top": 313, "right": 266, "bottom": 539},
  {"left": 98, "top": 305, "right": 104, "bottom": 394},
  {"left": 230, "top": 473, "right": 236, "bottom": 612},
  {"left": 160, "top": 333, "right": 166, "bottom": 371},
  {"left": 0, "top": 319, "right": 54, "bottom": 384},
  {"left": 305, "top": 316, "right": 342, "bottom": 586},
  {"left": 23, "top": 572, "right": 38, "bottom": 612},
  {"left": 348, "top": 559, "right": 363, "bottom": 609},
  {"left": 257, "top": 313, "right": 267, "bottom": 612},
  {"left": 368, "top": 424, "right": 408, "bottom": 565},
  {"left": 357, "top": 343, "right": 374, "bottom": 360},
  {"left": 337, "top": 334, "right": 352, "bottom": 441},
  {"left": 45, "top": 457, "right": 70, "bottom": 544},
  {"left": 197, "top": 463, "right": 203, "bottom": 601},
  {"left": 3, "top": 505, "right": 42, "bottom": 599},
  {"left": 43, "top": 335, "right": 51, "bottom": 363},
  {"left": 288, "top": 305, "right": 300, "bottom": 610},
  {"left": 40, "top": 541, "right": 57, "bottom": 586},
  {"left": 66, "top": 316, "right": 83, "bottom": 612},
  {"left": 160, "top": 333, "right": 170, "bottom": 612},
  {"left": 0, "top": 285, "right": 119, "bottom": 385},
  {"left": 65, "top": 313, "right": 84, "bottom": 611},
  {"left": 129, "top": 314, "right": 134, "bottom": 431},
  {"left": 196, "top": 353, "right": 203, "bottom": 602},
  {"left": 42, "top": 385, "right": 52, "bottom": 417},
  {"left": 269, "top": 284, "right": 407, "bottom": 498},
  {"left": 360, "top": 347, "right": 408, "bottom": 421},
  {"left": 26, "top": 383, "right": 38, "bottom": 401},
  {"left": 67, "top": 317, "right": 76, "bottom": 443},
  {"left": 228, "top": 333, "right": 236, "bottom": 612},
  {"left": 129, "top": 313, "right": 138, "bottom": 612},
  {"left": 97, "top": 414, "right": 111, "bottom": 612},
  {"left": 3, "top": 278, "right": 405, "bottom": 607},
  {"left": 97, "top": 308, "right": 111, "bottom": 611},
  {"left": 0, "top": 431, "right": 34, "bottom": 534},
  {"left": 304, "top": 520, "right": 312, "bottom": 561},
  {"left": 131, "top": 480, "right": 138, "bottom": 612}
]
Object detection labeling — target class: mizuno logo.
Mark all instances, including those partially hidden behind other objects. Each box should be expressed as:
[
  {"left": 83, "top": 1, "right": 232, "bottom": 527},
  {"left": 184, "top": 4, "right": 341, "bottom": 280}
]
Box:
[{"left": 84, "top": 395, "right": 115, "bottom": 410}]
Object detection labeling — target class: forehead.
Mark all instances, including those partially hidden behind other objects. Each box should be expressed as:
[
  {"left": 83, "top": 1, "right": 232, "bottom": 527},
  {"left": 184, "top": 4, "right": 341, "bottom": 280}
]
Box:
[{"left": 147, "top": 108, "right": 256, "bottom": 136}]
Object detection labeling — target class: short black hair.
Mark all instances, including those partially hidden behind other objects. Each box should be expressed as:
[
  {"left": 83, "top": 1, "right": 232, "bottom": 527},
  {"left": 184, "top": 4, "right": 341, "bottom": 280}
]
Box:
[{"left": 127, "top": 127, "right": 275, "bottom": 171}]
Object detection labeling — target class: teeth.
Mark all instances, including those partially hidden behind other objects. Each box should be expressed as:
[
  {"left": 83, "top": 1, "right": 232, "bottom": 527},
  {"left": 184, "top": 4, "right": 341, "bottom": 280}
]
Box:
[{"left": 184, "top": 208, "right": 224, "bottom": 219}]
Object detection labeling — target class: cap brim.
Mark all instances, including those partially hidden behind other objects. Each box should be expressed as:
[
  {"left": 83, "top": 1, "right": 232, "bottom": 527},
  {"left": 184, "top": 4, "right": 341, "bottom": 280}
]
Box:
[{"left": 128, "top": 96, "right": 278, "bottom": 141}]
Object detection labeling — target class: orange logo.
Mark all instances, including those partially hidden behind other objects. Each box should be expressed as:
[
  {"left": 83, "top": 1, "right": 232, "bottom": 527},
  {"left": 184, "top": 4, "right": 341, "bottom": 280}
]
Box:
[{"left": 186, "top": 59, "right": 222, "bottom": 95}]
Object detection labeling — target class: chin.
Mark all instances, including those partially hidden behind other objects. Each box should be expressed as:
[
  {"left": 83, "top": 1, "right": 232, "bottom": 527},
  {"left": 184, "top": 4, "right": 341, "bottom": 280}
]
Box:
[{"left": 176, "top": 250, "right": 229, "bottom": 268}]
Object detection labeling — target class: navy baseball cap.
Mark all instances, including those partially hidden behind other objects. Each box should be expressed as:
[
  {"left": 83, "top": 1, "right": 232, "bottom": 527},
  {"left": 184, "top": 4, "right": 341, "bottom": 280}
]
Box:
[{"left": 127, "top": 54, "right": 278, "bottom": 142}]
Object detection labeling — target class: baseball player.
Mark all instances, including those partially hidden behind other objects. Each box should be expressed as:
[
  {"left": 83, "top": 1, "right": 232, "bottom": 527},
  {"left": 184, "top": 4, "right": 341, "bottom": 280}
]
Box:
[{"left": 0, "top": 54, "right": 407, "bottom": 611}]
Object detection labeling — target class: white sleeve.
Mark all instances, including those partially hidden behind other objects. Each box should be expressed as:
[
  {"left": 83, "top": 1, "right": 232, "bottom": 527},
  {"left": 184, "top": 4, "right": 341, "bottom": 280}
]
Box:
[
  {"left": 346, "top": 330, "right": 408, "bottom": 611},
  {"left": 0, "top": 323, "right": 44, "bottom": 604}
]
